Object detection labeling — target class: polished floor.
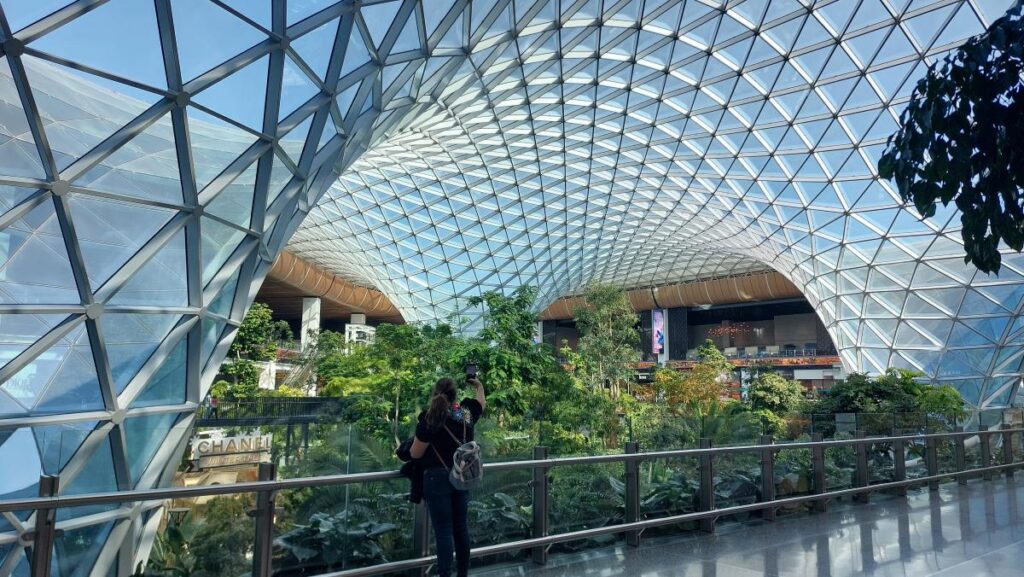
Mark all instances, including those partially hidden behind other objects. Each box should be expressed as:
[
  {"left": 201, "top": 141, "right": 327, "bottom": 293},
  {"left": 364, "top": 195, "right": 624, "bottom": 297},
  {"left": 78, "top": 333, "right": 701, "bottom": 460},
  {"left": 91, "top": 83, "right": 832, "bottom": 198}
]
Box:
[{"left": 477, "top": 477, "right": 1024, "bottom": 577}]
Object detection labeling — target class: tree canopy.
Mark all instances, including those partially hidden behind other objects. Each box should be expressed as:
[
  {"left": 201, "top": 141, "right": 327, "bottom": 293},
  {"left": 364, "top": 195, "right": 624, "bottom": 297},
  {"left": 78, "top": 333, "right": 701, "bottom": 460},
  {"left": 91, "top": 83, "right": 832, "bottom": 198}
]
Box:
[
  {"left": 747, "top": 373, "right": 805, "bottom": 415},
  {"left": 571, "top": 284, "right": 639, "bottom": 398},
  {"left": 878, "top": 2, "right": 1024, "bottom": 273}
]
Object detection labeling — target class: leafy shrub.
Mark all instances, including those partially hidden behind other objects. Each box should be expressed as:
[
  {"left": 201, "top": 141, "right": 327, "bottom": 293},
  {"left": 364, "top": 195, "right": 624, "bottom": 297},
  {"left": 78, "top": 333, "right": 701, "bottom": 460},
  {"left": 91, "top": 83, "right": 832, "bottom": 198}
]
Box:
[{"left": 274, "top": 511, "right": 399, "bottom": 575}]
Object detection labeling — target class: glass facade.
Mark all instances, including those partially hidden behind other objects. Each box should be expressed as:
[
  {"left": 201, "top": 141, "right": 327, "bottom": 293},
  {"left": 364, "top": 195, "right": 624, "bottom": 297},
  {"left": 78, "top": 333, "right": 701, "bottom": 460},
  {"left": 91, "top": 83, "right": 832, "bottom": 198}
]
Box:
[{"left": 0, "top": 1, "right": 1020, "bottom": 575}]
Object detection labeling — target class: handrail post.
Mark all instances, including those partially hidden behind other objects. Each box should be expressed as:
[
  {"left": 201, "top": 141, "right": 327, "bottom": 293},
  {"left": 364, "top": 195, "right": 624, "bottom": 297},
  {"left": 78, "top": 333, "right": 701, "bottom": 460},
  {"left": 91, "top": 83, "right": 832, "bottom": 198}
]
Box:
[
  {"left": 698, "top": 438, "right": 714, "bottom": 533},
  {"left": 893, "top": 435, "right": 907, "bottom": 496},
  {"left": 1003, "top": 424, "right": 1014, "bottom": 478},
  {"left": 251, "top": 463, "right": 276, "bottom": 577},
  {"left": 925, "top": 436, "right": 939, "bottom": 491},
  {"left": 980, "top": 425, "right": 992, "bottom": 481},
  {"left": 811, "top": 433, "right": 827, "bottom": 513},
  {"left": 854, "top": 431, "right": 869, "bottom": 503},
  {"left": 532, "top": 446, "right": 550, "bottom": 564},
  {"left": 954, "top": 427, "right": 967, "bottom": 485},
  {"left": 624, "top": 442, "right": 641, "bottom": 547},
  {"left": 411, "top": 503, "right": 430, "bottom": 577},
  {"left": 30, "top": 475, "right": 59, "bottom": 577},
  {"left": 759, "top": 435, "right": 776, "bottom": 521}
]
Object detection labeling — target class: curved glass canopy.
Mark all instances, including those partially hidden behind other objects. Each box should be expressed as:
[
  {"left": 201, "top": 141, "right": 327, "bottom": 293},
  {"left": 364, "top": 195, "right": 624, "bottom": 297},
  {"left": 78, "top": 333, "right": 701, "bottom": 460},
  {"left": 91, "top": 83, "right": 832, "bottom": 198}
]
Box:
[{"left": 0, "top": 1, "right": 1020, "bottom": 575}]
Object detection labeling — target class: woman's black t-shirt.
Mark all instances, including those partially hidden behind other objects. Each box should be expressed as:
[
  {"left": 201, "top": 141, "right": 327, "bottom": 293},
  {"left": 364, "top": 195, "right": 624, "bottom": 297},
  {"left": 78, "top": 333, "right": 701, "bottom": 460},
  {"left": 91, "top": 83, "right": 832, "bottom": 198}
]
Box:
[{"left": 415, "top": 398, "right": 483, "bottom": 469}]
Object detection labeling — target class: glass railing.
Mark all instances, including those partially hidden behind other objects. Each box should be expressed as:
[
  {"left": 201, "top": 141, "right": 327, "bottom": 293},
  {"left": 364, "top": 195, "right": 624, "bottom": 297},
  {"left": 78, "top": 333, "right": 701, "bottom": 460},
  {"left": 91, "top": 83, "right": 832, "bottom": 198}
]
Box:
[{"left": 3, "top": 418, "right": 1024, "bottom": 577}]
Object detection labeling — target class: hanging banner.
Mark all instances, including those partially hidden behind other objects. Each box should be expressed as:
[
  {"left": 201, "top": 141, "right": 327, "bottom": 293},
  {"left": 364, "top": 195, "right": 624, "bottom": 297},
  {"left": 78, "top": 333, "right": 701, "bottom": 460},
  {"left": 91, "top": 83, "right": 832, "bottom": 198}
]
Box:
[{"left": 652, "top": 309, "right": 665, "bottom": 355}]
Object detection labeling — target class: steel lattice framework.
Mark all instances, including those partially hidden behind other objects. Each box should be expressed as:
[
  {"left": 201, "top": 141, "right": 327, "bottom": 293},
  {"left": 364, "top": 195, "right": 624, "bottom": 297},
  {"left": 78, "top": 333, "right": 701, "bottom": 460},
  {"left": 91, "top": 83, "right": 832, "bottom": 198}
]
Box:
[{"left": 0, "top": 0, "right": 1022, "bottom": 575}]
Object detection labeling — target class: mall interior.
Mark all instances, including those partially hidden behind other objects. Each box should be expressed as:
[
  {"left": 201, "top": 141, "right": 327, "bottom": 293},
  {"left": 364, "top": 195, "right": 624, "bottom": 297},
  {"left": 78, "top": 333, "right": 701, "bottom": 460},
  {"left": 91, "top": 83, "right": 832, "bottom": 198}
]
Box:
[{"left": 2, "top": 1, "right": 1024, "bottom": 576}]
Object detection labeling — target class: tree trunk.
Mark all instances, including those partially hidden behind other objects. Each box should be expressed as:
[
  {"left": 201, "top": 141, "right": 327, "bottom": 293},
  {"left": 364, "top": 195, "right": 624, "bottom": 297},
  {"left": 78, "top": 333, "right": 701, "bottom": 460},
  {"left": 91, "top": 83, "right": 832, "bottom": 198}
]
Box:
[{"left": 393, "top": 385, "right": 401, "bottom": 447}]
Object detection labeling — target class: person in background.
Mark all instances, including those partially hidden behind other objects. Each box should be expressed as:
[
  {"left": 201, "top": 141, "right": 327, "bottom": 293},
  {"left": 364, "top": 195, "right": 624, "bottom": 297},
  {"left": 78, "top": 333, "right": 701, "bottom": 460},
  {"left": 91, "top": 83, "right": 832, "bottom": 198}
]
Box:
[{"left": 410, "top": 376, "right": 486, "bottom": 577}]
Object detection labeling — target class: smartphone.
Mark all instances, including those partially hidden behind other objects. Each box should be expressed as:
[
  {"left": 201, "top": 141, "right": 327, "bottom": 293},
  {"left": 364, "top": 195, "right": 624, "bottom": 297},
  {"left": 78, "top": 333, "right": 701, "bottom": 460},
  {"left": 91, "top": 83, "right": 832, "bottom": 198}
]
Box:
[{"left": 465, "top": 363, "right": 478, "bottom": 379}]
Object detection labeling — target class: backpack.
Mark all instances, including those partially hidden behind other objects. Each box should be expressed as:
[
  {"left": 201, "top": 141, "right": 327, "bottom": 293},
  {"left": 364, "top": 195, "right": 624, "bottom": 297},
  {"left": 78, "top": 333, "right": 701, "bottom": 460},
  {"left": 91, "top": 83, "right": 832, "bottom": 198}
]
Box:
[{"left": 431, "top": 418, "right": 483, "bottom": 490}]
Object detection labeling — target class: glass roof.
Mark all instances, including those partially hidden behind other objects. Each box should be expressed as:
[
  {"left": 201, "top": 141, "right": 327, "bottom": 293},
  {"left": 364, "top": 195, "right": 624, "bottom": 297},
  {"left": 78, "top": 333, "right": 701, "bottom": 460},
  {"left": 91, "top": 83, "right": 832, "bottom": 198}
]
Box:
[{"left": 0, "top": 1, "right": 1021, "bottom": 573}]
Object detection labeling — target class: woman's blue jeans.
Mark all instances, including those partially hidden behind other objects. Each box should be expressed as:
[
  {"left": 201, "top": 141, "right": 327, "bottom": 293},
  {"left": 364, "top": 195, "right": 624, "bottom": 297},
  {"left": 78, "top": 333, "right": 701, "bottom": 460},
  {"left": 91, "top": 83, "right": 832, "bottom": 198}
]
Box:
[{"left": 423, "top": 468, "right": 470, "bottom": 577}]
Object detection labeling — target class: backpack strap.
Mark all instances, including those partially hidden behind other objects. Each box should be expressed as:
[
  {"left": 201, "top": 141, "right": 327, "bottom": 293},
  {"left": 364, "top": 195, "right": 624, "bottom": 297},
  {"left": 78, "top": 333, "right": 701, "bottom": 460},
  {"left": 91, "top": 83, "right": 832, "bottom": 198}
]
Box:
[
  {"left": 430, "top": 443, "right": 450, "bottom": 471},
  {"left": 442, "top": 423, "right": 467, "bottom": 445}
]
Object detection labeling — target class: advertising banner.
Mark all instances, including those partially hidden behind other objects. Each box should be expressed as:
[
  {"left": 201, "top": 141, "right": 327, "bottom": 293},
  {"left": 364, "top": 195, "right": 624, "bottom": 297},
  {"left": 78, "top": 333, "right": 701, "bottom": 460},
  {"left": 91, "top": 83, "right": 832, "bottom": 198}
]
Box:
[{"left": 652, "top": 309, "right": 665, "bottom": 355}]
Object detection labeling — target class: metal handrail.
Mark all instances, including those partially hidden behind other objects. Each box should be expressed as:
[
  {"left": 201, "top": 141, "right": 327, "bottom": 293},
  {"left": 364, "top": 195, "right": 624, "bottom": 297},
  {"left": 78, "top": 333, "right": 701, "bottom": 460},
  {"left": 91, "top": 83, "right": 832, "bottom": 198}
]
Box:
[
  {"left": 6, "top": 425, "right": 1023, "bottom": 577},
  {"left": 322, "top": 460, "right": 1024, "bottom": 577},
  {"left": 1, "top": 427, "right": 1020, "bottom": 513}
]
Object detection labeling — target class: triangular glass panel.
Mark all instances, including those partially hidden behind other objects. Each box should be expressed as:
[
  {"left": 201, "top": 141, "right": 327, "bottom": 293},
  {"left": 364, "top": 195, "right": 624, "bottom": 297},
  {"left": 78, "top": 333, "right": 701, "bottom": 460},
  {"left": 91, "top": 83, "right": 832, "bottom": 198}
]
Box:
[
  {"left": 72, "top": 112, "right": 182, "bottom": 204},
  {"left": 23, "top": 54, "right": 163, "bottom": 169},
  {"left": 56, "top": 522, "right": 115, "bottom": 577},
  {"left": 108, "top": 228, "right": 187, "bottom": 307},
  {"left": 2, "top": 0, "right": 73, "bottom": 33},
  {"left": 207, "top": 267, "right": 240, "bottom": 318},
  {"left": 265, "top": 152, "right": 293, "bottom": 209},
  {"left": 0, "top": 428, "right": 44, "bottom": 500},
  {"left": 0, "top": 313, "right": 68, "bottom": 373},
  {"left": 188, "top": 107, "right": 258, "bottom": 192},
  {"left": 316, "top": 116, "right": 337, "bottom": 152},
  {"left": 100, "top": 313, "right": 180, "bottom": 394},
  {"left": 68, "top": 194, "right": 174, "bottom": 290},
  {"left": 361, "top": 0, "right": 403, "bottom": 48},
  {"left": 200, "top": 316, "right": 227, "bottom": 368},
  {"left": 392, "top": 8, "right": 422, "bottom": 54},
  {"left": 436, "top": 10, "right": 465, "bottom": 49},
  {"left": 207, "top": 160, "right": 258, "bottom": 229},
  {"left": 0, "top": 199, "right": 80, "bottom": 304},
  {"left": 0, "top": 58, "right": 46, "bottom": 178},
  {"left": 33, "top": 421, "right": 96, "bottom": 475},
  {"left": 425, "top": 0, "right": 458, "bottom": 35},
  {"left": 171, "top": 0, "right": 267, "bottom": 82},
  {"left": 292, "top": 17, "right": 339, "bottom": 82},
  {"left": 123, "top": 410, "right": 178, "bottom": 485},
  {"left": 30, "top": 0, "right": 167, "bottom": 88},
  {"left": 200, "top": 216, "right": 247, "bottom": 286},
  {"left": 130, "top": 335, "right": 187, "bottom": 409},
  {"left": 193, "top": 55, "right": 269, "bottom": 131},
  {"left": 287, "top": 0, "right": 335, "bottom": 24},
  {"left": 279, "top": 55, "right": 319, "bottom": 121},
  {"left": 58, "top": 430, "right": 118, "bottom": 519},
  {"left": 221, "top": 0, "right": 271, "bottom": 29},
  {"left": 29, "top": 324, "right": 105, "bottom": 415},
  {"left": 280, "top": 114, "right": 314, "bottom": 164}
]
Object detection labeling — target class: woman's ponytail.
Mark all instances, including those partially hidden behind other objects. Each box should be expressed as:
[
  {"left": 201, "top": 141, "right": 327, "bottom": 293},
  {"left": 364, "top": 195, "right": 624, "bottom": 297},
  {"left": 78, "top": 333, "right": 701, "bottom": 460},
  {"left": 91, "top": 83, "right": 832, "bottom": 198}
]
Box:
[{"left": 426, "top": 378, "right": 455, "bottom": 429}]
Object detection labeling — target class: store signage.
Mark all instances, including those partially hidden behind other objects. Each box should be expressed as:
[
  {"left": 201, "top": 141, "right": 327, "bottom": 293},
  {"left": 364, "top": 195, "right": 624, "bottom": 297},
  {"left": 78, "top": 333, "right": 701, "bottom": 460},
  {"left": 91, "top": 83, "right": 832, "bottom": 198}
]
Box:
[
  {"left": 191, "top": 434, "right": 272, "bottom": 460},
  {"left": 199, "top": 452, "right": 266, "bottom": 469}
]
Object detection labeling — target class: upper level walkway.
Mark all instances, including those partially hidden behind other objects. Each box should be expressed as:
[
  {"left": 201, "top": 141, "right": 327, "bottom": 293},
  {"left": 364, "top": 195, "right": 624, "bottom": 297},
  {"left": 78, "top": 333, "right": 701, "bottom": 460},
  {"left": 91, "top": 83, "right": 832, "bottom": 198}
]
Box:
[{"left": 479, "top": 477, "right": 1024, "bottom": 577}]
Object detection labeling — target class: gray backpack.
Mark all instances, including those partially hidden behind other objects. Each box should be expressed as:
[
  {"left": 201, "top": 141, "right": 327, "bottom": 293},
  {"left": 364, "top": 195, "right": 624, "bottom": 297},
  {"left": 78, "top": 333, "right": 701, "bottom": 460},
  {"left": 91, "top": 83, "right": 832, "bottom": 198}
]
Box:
[{"left": 432, "top": 419, "right": 483, "bottom": 490}]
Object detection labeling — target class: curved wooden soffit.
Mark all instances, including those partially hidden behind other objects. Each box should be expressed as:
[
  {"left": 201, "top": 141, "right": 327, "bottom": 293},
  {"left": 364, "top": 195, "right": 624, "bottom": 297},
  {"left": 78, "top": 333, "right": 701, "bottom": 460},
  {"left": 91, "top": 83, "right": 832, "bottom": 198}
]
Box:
[
  {"left": 267, "top": 251, "right": 404, "bottom": 322},
  {"left": 539, "top": 271, "right": 803, "bottom": 320}
]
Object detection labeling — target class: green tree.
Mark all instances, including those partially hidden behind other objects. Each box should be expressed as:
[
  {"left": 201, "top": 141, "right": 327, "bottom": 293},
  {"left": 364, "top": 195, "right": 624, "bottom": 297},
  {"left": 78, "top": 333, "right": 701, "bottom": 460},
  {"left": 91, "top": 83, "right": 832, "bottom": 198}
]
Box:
[
  {"left": 878, "top": 2, "right": 1024, "bottom": 273},
  {"left": 747, "top": 373, "right": 805, "bottom": 415},
  {"left": 230, "top": 302, "right": 287, "bottom": 361},
  {"left": 463, "top": 286, "right": 562, "bottom": 421},
  {"left": 916, "top": 384, "right": 967, "bottom": 421},
  {"left": 810, "top": 368, "right": 968, "bottom": 419},
  {"left": 218, "top": 358, "right": 261, "bottom": 399},
  {"left": 572, "top": 284, "right": 639, "bottom": 398},
  {"left": 675, "top": 342, "right": 732, "bottom": 416}
]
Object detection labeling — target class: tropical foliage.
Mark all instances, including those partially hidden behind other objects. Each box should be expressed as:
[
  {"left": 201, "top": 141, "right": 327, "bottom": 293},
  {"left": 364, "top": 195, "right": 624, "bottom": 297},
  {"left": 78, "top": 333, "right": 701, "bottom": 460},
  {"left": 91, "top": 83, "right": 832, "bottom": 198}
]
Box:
[
  {"left": 878, "top": 1, "right": 1024, "bottom": 273},
  {"left": 171, "top": 284, "right": 972, "bottom": 577}
]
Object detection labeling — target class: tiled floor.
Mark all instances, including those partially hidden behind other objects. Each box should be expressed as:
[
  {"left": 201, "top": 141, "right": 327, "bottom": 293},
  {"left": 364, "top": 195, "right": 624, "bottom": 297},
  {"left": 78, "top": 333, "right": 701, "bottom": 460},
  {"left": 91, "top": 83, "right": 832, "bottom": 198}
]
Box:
[{"left": 476, "top": 477, "right": 1024, "bottom": 577}]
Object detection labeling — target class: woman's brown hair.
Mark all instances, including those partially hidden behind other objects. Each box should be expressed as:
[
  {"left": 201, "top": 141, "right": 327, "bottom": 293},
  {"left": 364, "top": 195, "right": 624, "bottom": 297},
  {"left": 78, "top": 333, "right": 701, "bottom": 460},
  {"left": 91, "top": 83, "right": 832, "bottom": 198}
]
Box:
[{"left": 425, "top": 378, "right": 456, "bottom": 429}]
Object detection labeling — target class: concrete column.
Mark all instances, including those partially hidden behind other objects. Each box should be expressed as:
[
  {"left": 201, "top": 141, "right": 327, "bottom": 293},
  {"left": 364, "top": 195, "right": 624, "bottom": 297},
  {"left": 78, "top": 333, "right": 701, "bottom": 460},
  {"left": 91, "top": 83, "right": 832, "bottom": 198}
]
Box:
[
  {"left": 534, "top": 321, "right": 543, "bottom": 345},
  {"left": 300, "top": 297, "right": 321, "bottom": 352}
]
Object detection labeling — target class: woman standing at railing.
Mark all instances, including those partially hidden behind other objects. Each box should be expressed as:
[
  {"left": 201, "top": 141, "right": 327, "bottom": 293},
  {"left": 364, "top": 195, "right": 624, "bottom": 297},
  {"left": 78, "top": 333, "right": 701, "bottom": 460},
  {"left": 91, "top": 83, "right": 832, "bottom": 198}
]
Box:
[{"left": 409, "top": 376, "right": 486, "bottom": 577}]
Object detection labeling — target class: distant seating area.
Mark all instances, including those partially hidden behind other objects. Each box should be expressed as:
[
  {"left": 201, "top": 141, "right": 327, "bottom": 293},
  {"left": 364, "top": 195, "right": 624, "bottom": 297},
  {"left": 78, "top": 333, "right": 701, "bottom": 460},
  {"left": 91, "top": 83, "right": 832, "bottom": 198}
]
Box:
[{"left": 685, "top": 343, "right": 834, "bottom": 360}]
